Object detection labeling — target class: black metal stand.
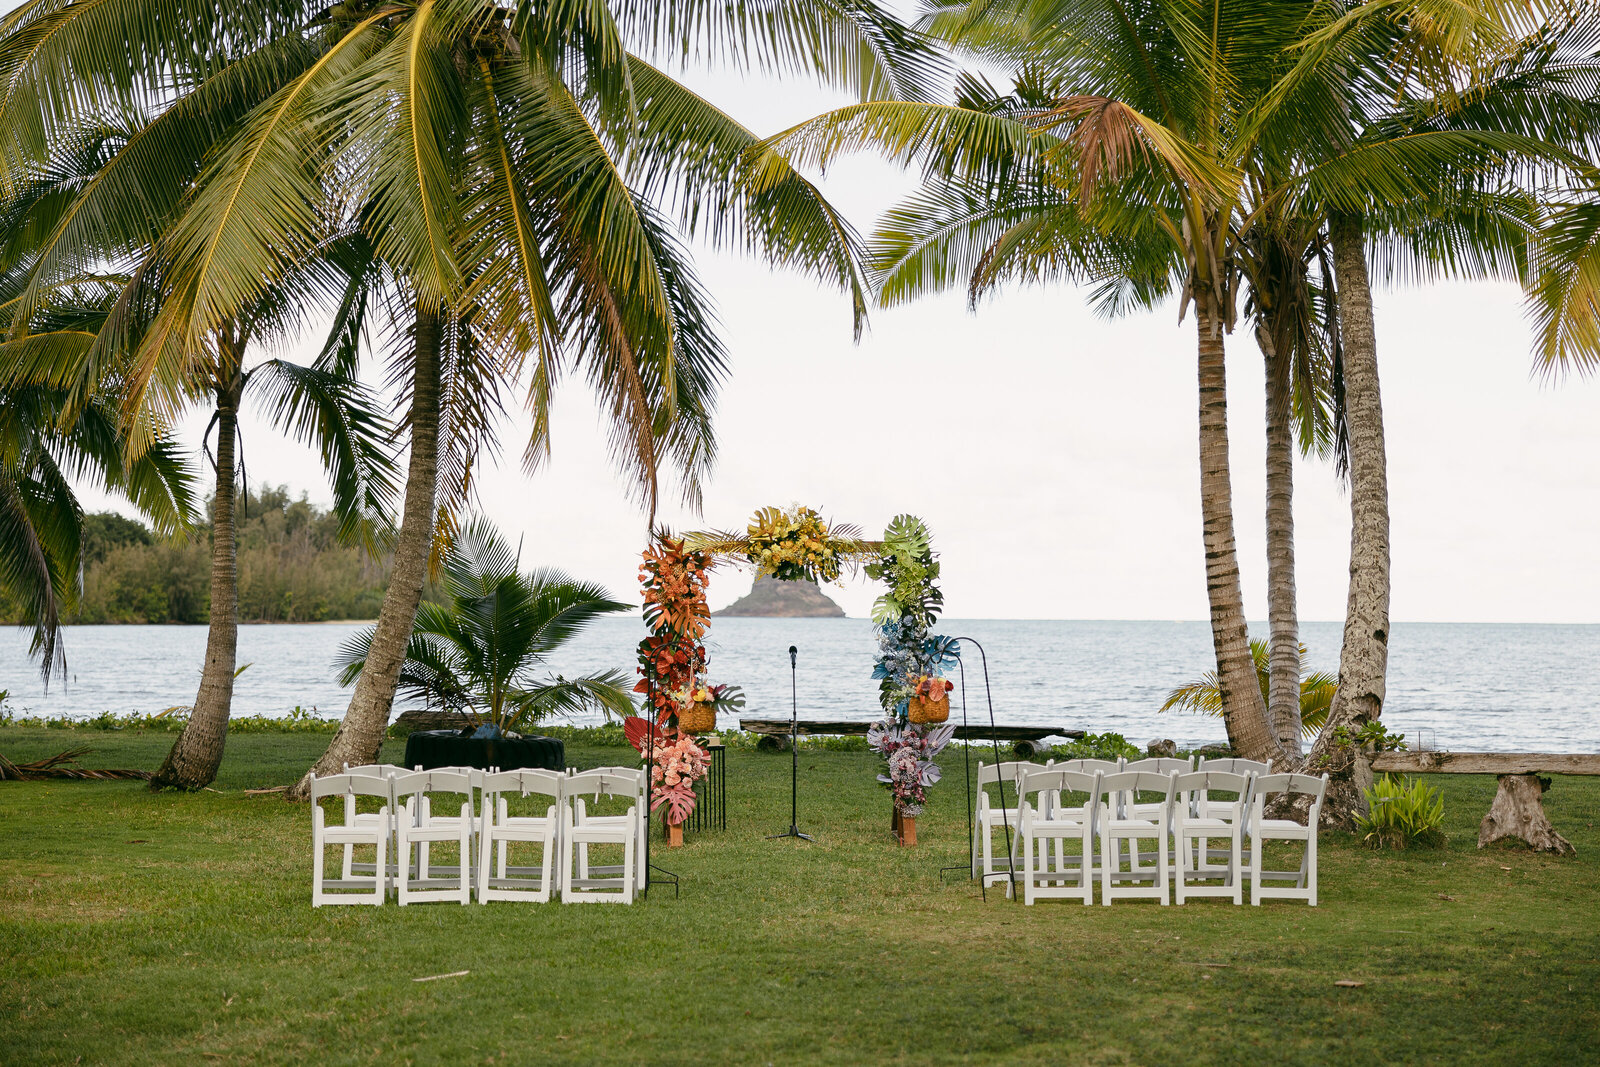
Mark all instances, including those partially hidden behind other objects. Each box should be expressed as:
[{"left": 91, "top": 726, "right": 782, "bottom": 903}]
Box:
[
  {"left": 768, "top": 645, "right": 813, "bottom": 841},
  {"left": 936, "top": 636, "right": 1016, "bottom": 902},
  {"left": 642, "top": 682, "right": 678, "bottom": 897}
]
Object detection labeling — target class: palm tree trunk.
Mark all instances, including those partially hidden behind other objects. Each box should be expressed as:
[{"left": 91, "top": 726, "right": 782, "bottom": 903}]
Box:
[
  {"left": 151, "top": 369, "right": 243, "bottom": 790},
  {"left": 1261, "top": 330, "right": 1304, "bottom": 758},
  {"left": 290, "top": 304, "right": 443, "bottom": 798},
  {"left": 1196, "top": 291, "right": 1279, "bottom": 762},
  {"left": 1305, "top": 211, "right": 1390, "bottom": 825}
]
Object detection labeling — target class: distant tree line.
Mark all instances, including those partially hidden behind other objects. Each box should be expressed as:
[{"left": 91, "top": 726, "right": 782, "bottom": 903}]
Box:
[{"left": 0, "top": 486, "right": 395, "bottom": 625}]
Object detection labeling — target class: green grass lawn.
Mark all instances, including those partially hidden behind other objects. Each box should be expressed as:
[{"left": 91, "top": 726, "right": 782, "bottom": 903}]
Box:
[{"left": 2, "top": 727, "right": 1598, "bottom": 1065}]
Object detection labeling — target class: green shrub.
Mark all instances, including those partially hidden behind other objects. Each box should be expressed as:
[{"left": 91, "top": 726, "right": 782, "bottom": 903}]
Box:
[
  {"left": 1053, "top": 732, "right": 1141, "bottom": 762},
  {"left": 1356, "top": 774, "right": 1447, "bottom": 850}
]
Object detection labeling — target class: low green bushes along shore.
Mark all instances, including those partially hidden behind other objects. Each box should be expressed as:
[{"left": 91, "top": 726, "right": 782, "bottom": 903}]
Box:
[{"left": 2, "top": 726, "right": 1597, "bottom": 1064}]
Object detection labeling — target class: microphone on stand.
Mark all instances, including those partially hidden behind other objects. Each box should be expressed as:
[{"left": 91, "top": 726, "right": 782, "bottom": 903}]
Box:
[{"left": 768, "top": 644, "right": 813, "bottom": 841}]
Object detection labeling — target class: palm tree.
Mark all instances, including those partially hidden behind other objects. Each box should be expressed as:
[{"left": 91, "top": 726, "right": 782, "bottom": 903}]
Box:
[
  {"left": 0, "top": 117, "right": 400, "bottom": 789},
  {"left": 1161, "top": 638, "right": 1338, "bottom": 740},
  {"left": 0, "top": 139, "right": 196, "bottom": 677},
  {"left": 0, "top": 383, "right": 194, "bottom": 678},
  {"left": 147, "top": 296, "right": 398, "bottom": 791},
  {"left": 779, "top": 0, "right": 1352, "bottom": 761},
  {"left": 779, "top": 0, "right": 1595, "bottom": 772},
  {"left": 334, "top": 518, "right": 635, "bottom": 734},
  {"left": 1278, "top": 5, "right": 1600, "bottom": 805},
  {"left": 0, "top": 0, "right": 939, "bottom": 795}
]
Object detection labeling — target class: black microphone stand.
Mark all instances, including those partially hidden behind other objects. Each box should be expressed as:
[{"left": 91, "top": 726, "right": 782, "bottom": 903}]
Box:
[{"left": 767, "top": 644, "right": 813, "bottom": 841}]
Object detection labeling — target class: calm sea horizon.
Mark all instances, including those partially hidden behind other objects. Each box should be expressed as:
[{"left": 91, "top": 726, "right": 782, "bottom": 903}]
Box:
[{"left": 3, "top": 618, "right": 1596, "bottom": 753}]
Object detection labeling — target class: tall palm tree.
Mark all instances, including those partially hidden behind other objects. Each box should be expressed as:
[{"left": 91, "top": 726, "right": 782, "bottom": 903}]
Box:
[
  {"left": 334, "top": 518, "right": 635, "bottom": 734},
  {"left": 1278, "top": 4, "right": 1600, "bottom": 808},
  {"left": 0, "top": 134, "right": 196, "bottom": 677},
  {"left": 147, "top": 294, "right": 398, "bottom": 791},
  {"left": 779, "top": 0, "right": 1593, "bottom": 772},
  {"left": 0, "top": 0, "right": 940, "bottom": 795},
  {"left": 779, "top": 0, "right": 1352, "bottom": 761},
  {"left": 0, "top": 115, "right": 399, "bottom": 789}
]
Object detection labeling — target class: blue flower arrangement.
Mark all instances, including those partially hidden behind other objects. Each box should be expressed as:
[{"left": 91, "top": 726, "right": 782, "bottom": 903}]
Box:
[{"left": 865, "top": 515, "right": 960, "bottom": 720}]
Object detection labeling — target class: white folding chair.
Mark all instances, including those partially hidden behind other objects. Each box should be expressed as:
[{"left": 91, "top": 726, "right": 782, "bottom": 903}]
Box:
[
  {"left": 562, "top": 770, "right": 639, "bottom": 904},
  {"left": 1250, "top": 773, "right": 1329, "bottom": 906},
  {"left": 1097, "top": 770, "right": 1179, "bottom": 905},
  {"left": 1116, "top": 757, "right": 1192, "bottom": 874},
  {"left": 1172, "top": 770, "right": 1251, "bottom": 905},
  {"left": 311, "top": 773, "right": 390, "bottom": 906},
  {"left": 339, "top": 763, "right": 404, "bottom": 882},
  {"left": 478, "top": 769, "right": 565, "bottom": 903},
  {"left": 1018, "top": 768, "right": 1100, "bottom": 906},
  {"left": 572, "top": 766, "right": 649, "bottom": 892},
  {"left": 391, "top": 769, "right": 476, "bottom": 905},
  {"left": 1192, "top": 758, "right": 1270, "bottom": 867},
  {"left": 972, "top": 760, "right": 1037, "bottom": 890}
]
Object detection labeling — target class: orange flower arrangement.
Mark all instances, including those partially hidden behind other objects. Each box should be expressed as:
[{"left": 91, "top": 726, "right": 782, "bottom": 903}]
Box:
[{"left": 635, "top": 537, "right": 714, "bottom": 727}]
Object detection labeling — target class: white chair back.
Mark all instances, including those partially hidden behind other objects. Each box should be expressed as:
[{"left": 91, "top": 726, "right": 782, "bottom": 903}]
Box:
[
  {"left": 1122, "top": 757, "right": 1194, "bottom": 775},
  {"left": 1196, "top": 757, "right": 1272, "bottom": 776},
  {"left": 1050, "top": 758, "right": 1123, "bottom": 776},
  {"left": 311, "top": 772, "right": 392, "bottom": 805},
  {"left": 1019, "top": 767, "right": 1100, "bottom": 802}
]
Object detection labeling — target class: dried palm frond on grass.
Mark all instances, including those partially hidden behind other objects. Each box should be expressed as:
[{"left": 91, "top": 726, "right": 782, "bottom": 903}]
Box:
[{"left": 0, "top": 747, "right": 152, "bottom": 781}]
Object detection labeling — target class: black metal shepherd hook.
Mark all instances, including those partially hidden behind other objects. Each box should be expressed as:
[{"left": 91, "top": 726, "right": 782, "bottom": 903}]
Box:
[
  {"left": 945, "top": 637, "right": 1018, "bottom": 903},
  {"left": 643, "top": 680, "right": 679, "bottom": 898}
]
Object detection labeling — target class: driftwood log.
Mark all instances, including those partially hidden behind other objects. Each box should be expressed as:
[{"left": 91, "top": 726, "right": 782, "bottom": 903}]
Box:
[
  {"left": 739, "top": 718, "right": 1080, "bottom": 757},
  {"left": 1369, "top": 752, "right": 1592, "bottom": 855},
  {"left": 1477, "top": 775, "right": 1575, "bottom": 856}
]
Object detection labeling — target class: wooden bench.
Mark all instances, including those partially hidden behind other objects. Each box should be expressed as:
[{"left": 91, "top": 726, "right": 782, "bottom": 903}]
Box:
[
  {"left": 738, "top": 718, "right": 1082, "bottom": 758},
  {"left": 1369, "top": 751, "right": 1600, "bottom": 855}
]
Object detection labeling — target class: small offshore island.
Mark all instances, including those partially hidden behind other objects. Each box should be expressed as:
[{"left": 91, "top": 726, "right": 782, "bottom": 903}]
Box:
[{"left": 713, "top": 576, "right": 845, "bottom": 618}]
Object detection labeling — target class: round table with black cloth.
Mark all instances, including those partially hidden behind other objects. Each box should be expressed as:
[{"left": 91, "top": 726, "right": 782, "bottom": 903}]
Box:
[{"left": 402, "top": 729, "right": 565, "bottom": 772}]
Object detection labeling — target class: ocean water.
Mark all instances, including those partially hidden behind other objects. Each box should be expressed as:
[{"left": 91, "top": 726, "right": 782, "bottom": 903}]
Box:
[{"left": 2, "top": 619, "right": 1597, "bottom": 753}]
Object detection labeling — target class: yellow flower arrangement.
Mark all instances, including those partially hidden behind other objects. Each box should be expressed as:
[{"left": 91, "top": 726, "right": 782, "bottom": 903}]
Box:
[{"left": 746, "top": 505, "right": 844, "bottom": 583}]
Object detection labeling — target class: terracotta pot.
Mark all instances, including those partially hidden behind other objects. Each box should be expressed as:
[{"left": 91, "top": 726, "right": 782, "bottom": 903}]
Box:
[
  {"left": 662, "top": 812, "right": 685, "bottom": 848},
  {"left": 678, "top": 702, "right": 716, "bottom": 734},
  {"left": 898, "top": 815, "right": 918, "bottom": 847},
  {"left": 907, "top": 693, "right": 949, "bottom": 724}
]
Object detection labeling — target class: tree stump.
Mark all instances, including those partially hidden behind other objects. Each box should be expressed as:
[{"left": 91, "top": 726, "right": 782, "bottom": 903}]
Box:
[{"left": 1478, "top": 774, "right": 1574, "bottom": 855}]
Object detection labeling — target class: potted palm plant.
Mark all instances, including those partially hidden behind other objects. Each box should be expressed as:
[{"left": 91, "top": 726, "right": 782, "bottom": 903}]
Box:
[{"left": 336, "top": 519, "right": 635, "bottom": 769}]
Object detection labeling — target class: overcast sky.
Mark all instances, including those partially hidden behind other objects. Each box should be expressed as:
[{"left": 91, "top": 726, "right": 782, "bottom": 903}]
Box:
[{"left": 71, "top": 50, "right": 1600, "bottom": 624}]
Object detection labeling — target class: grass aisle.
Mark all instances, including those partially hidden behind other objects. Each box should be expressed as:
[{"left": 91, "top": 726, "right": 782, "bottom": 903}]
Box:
[{"left": 1, "top": 728, "right": 1597, "bottom": 1065}]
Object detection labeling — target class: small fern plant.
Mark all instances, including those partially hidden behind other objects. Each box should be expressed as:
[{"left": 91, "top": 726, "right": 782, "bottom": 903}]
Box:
[{"left": 1356, "top": 775, "right": 1448, "bottom": 850}]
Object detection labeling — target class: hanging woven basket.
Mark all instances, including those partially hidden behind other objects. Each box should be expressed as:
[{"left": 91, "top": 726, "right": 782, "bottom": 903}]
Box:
[
  {"left": 678, "top": 702, "right": 716, "bottom": 734},
  {"left": 907, "top": 693, "right": 949, "bottom": 724}
]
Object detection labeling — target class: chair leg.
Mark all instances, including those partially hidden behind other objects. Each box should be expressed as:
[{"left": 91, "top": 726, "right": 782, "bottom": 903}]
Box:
[
  {"left": 372, "top": 832, "right": 387, "bottom": 906},
  {"left": 1100, "top": 833, "right": 1114, "bottom": 906},
  {"left": 312, "top": 833, "right": 326, "bottom": 908},
  {"left": 1307, "top": 835, "right": 1318, "bottom": 906},
  {"left": 1230, "top": 829, "right": 1242, "bottom": 905},
  {"left": 1157, "top": 829, "right": 1169, "bottom": 905},
  {"left": 1022, "top": 823, "right": 1035, "bottom": 906}
]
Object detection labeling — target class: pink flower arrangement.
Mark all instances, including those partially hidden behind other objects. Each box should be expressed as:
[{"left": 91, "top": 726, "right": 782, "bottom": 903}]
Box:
[{"left": 649, "top": 734, "right": 710, "bottom": 825}]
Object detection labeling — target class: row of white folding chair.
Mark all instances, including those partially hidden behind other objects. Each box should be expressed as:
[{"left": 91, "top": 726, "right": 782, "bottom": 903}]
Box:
[
  {"left": 479, "top": 768, "right": 642, "bottom": 904},
  {"left": 975, "top": 755, "right": 1210, "bottom": 891},
  {"left": 313, "top": 766, "right": 480, "bottom": 905},
  {"left": 314, "top": 765, "right": 644, "bottom": 906},
  {"left": 1016, "top": 769, "right": 1326, "bottom": 906},
  {"left": 974, "top": 758, "right": 1126, "bottom": 893}
]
